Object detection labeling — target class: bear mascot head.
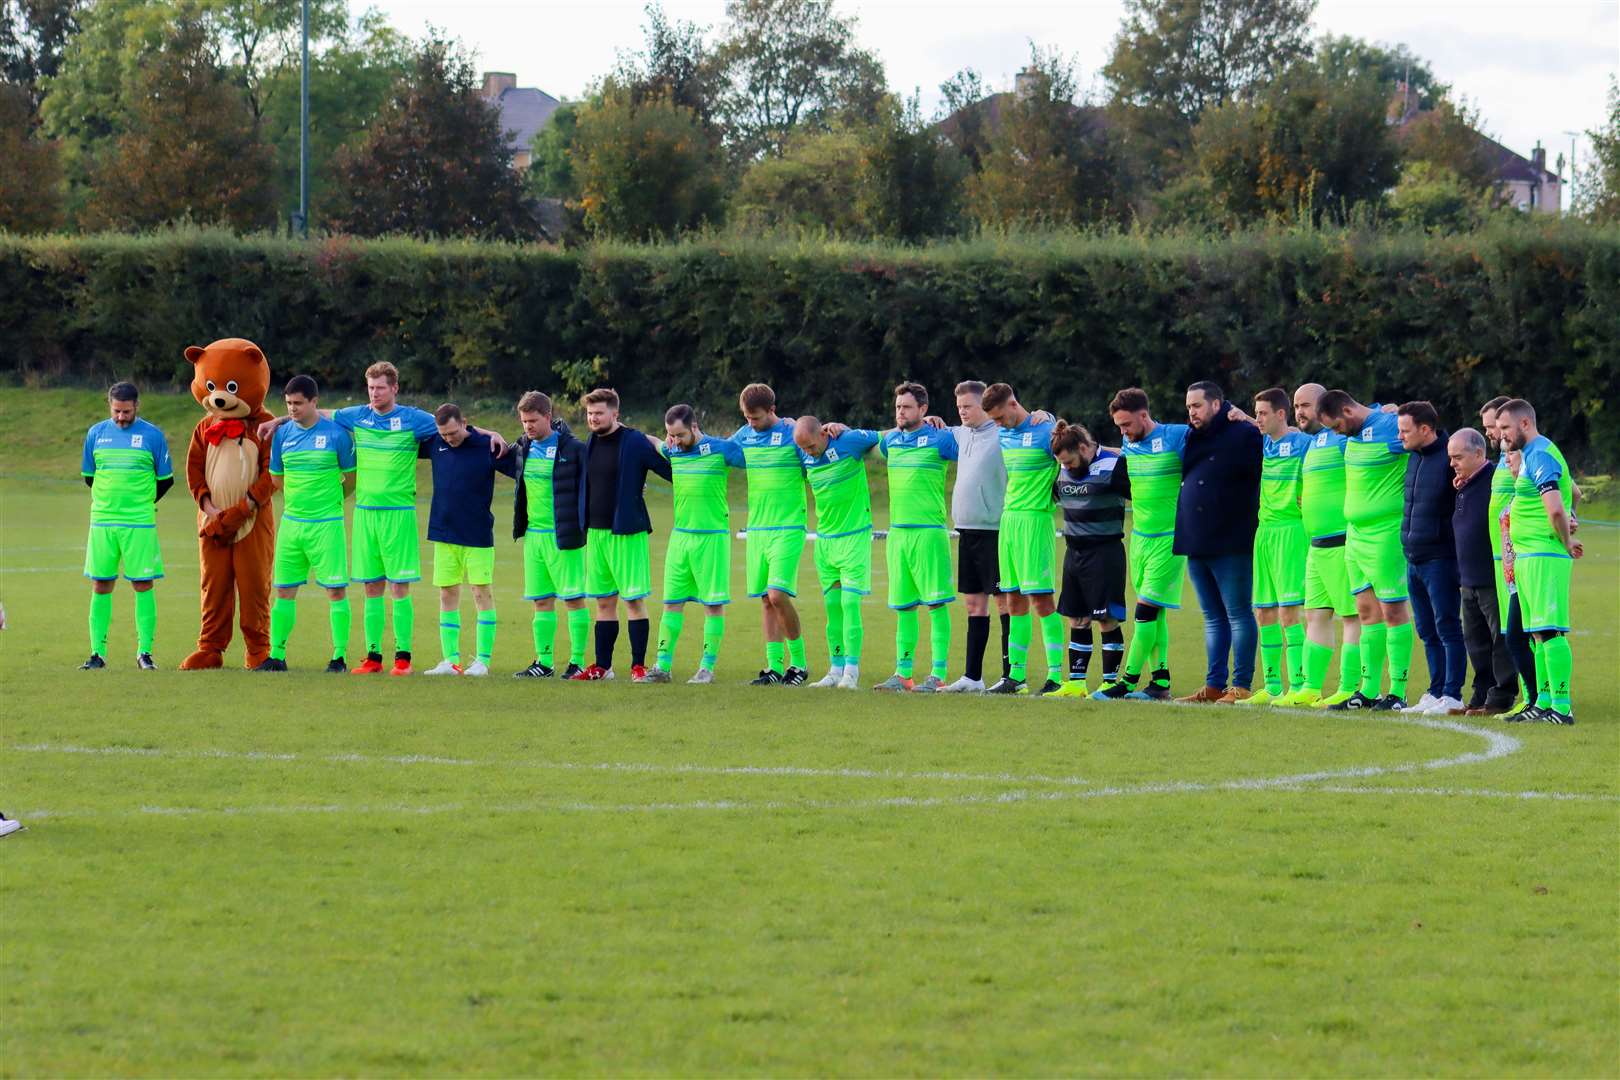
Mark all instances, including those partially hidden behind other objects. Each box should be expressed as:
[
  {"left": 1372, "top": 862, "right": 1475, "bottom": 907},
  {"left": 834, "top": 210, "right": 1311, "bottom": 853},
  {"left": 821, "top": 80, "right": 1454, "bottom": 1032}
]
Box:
[{"left": 186, "top": 337, "right": 271, "bottom": 422}]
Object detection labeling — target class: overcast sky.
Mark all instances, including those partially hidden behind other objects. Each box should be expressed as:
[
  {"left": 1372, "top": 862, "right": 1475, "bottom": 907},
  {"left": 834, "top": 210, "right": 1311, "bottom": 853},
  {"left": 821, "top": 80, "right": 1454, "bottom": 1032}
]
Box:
[{"left": 368, "top": 0, "right": 1618, "bottom": 178}]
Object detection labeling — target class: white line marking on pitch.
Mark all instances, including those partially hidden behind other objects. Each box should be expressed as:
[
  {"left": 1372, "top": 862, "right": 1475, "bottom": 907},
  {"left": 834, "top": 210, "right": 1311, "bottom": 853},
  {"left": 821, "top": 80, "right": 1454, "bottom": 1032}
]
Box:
[{"left": 10, "top": 714, "right": 1593, "bottom": 818}]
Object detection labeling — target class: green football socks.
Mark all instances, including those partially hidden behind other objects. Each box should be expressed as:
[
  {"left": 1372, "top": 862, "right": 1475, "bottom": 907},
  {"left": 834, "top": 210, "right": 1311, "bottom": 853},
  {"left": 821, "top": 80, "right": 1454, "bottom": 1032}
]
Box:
[
  {"left": 439, "top": 610, "right": 461, "bottom": 665},
  {"left": 1339, "top": 640, "right": 1361, "bottom": 695},
  {"left": 391, "top": 595, "right": 414, "bottom": 655},
  {"left": 1259, "top": 622, "right": 1284, "bottom": 695},
  {"left": 1038, "top": 612, "right": 1064, "bottom": 682},
  {"left": 133, "top": 587, "right": 156, "bottom": 655},
  {"left": 928, "top": 604, "right": 952, "bottom": 680},
  {"left": 895, "top": 607, "right": 919, "bottom": 678},
  {"left": 567, "top": 606, "right": 590, "bottom": 667},
  {"left": 657, "top": 607, "right": 685, "bottom": 672},
  {"left": 88, "top": 590, "right": 112, "bottom": 656},
  {"left": 1541, "top": 635, "right": 1572, "bottom": 712},
  {"left": 270, "top": 597, "right": 296, "bottom": 661},
  {"left": 1008, "top": 613, "right": 1032, "bottom": 682},
  {"left": 329, "top": 597, "right": 350, "bottom": 660},
  {"left": 1385, "top": 622, "right": 1413, "bottom": 699},
  {"left": 701, "top": 614, "right": 725, "bottom": 671},
  {"left": 824, "top": 595, "right": 845, "bottom": 671},
  {"left": 1359, "top": 622, "right": 1388, "bottom": 697},
  {"left": 533, "top": 609, "right": 556, "bottom": 665},
  {"left": 1303, "top": 638, "right": 1332, "bottom": 692},
  {"left": 766, "top": 640, "right": 786, "bottom": 676},
  {"left": 475, "top": 610, "right": 497, "bottom": 664},
  {"left": 840, "top": 590, "right": 863, "bottom": 670},
  {"left": 787, "top": 636, "right": 807, "bottom": 671},
  {"left": 1283, "top": 622, "right": 1305, "bottom": 693},
  {"left": 363, "top": 595, "right": 385, "bottom": 655},
  {"left": 1124, "top": 616, "right": 1158, "bottom": 681}
]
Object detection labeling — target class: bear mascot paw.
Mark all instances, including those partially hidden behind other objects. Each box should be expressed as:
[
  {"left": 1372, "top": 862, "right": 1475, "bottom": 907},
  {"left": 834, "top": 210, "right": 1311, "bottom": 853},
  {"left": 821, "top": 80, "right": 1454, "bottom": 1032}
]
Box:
[{"left": 178, "top": 338, "right": 278, "bottom": 670}]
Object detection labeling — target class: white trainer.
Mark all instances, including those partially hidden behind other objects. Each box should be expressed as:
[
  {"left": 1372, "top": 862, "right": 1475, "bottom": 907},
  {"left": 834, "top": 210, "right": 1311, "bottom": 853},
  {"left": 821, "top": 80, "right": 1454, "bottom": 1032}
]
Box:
[
  {"left": 462, "top": 660, "right": 490, "bottom": 677},
  {"left": 811, "top": 668, "right": 846, "bottom": 688},
  {"left": 1401, "top": 693, "right": 1440, "bottom": 714},
  {"left": 424, "top": 659, "right": 462, "bottom": 676},
  {"left": 0, "top": 816, "right": 20, "bottom": 838},
  {"left": 837, "top": 666, "right": 861, "bottom": 689},
  {"left": 940, "top": 675, "right": 985, "bottom": 694},
  {"left": 1425, "top": 695, "right": 1466, "bottom": 715}
]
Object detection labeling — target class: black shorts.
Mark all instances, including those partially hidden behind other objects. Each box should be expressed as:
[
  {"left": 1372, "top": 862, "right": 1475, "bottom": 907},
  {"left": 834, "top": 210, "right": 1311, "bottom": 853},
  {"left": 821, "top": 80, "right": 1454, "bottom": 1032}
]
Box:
[
  {"left": 1058, "top": 540, "right": 1127, "bottom": 621},
  {"left": 956, "top": 528, "right": 1000, "bottom": 595}
]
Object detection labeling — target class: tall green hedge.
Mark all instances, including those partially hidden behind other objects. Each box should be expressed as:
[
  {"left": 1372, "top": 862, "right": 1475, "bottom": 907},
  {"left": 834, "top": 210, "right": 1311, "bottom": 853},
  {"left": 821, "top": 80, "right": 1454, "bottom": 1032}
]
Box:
[{"left": 4, "top": 225, "right": 1617, "bottom": 466}]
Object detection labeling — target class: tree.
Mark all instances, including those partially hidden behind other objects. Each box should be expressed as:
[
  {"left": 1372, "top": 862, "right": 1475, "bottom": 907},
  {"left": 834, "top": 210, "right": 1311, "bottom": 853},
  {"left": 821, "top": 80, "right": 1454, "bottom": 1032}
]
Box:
[
  {"left": 855, "top": 95, "right": 966, "bottom": 240},
  {"left": 711, "top": 0, "right": 887, "bottom": 161},
  {"left": 1191, "top": 53, "right": 1399, "bottom": 225},
  {"left": 966, "top": 47, "right": 1125, "bottom": 228},
  {"left": 1577, "top": 75, "right": 1620, "bottom": 223},
  {"left": 612, "top": 2, "right": 723, "bottom": 131},
  {"left": 1387, "top": 161, "right": 1503, "bottom": 234},
  {"left": 80, "top": 11, "right": 278, "bottom": 231},
  {"left": 0, "top": 79, "right": 63, "bottom": 230},
  {"left": 571, "top": 85, "right": 724, "bottom": 240},
  {"left": 528, "top": 100, "right": 581, "bottom": 200},
  {"left": 1398, "top": 95, "right": 1497, "bottom": 194},
  {"left": 733, "top": 126, "right": 864, "bottom": 233},
  {"left": 1314, "top": 34, "right": 1445, "bottom": 113},
  {"left": 324, "top": 33, "right": 534, "bottom": 238},
  {"left": 2, "top": 0, "right": 81, "bottom": 108},
  {"left": 1103, "top": 0, "right": 1317, "bottom": 185},
  {"left": 936, "top": 66, "right": 990, "bottom": 171},
  {"left": 204, "top": 0, "right": 347, "bottom": 131}
]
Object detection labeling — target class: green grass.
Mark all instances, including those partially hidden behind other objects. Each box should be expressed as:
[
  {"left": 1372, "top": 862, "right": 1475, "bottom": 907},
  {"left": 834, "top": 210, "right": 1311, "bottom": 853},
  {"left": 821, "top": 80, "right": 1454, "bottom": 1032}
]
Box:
[{"left": 2, "top": 388, "right": 1617, "bottom": 1076}]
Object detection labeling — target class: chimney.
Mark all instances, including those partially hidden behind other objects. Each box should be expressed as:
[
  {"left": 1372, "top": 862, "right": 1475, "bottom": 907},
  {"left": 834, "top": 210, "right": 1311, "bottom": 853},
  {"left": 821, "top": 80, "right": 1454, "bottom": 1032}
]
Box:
[
  {"left": 1531, "top": 142, "right": 1546, "bottom": 174},
  {"left": 481, "top": 72, "right": 516, "bottom": 101},
  {"left": 1014, "top": 66, "right": 1040, "bottom": 102}
]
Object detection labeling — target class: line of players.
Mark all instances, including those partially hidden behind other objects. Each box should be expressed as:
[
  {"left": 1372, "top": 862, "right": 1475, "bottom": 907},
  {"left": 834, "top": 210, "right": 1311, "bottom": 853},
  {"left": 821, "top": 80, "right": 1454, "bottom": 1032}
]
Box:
[{"left": 78, "top": 368, "right": 1580, "bottom": 719}]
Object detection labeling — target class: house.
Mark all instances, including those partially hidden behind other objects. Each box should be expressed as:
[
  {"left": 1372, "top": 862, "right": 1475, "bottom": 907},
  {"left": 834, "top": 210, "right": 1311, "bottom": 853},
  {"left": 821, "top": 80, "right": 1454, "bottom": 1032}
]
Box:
[
  {"left": 1389, "top": 86, "right": 1562, "bottom": 213},
  {"left": 934, "top": 67, "right": 1112, "bottom": 165},
  {"left": 480, "top": 72, "right": 561, "bottom": 171}
]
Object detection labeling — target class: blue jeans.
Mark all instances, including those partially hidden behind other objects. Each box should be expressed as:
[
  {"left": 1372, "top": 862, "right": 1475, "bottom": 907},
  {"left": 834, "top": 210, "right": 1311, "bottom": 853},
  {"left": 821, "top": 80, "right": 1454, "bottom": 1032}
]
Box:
[
  {"left": 1186, "top": 554, "right": 1257, "bottom": 690},
  {"left": 1407, "top": 557, "right": 1466, "bottom": 700}
]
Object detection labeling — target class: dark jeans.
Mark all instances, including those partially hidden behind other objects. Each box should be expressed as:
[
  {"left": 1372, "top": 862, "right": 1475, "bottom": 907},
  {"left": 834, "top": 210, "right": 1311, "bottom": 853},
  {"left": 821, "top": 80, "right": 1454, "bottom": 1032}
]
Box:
[
  {"left": 1407, "top": 557, "right": 1466, "bottom": 700},
  {"left": 1504, "top": 591, "right": 1537, "bottom": 697},
  {"left": 1459, "top": 582, "right": 1516, "bottom": 709},
  {"left": 1186, "top": 554, "right": 1257, "bottom": 689}
]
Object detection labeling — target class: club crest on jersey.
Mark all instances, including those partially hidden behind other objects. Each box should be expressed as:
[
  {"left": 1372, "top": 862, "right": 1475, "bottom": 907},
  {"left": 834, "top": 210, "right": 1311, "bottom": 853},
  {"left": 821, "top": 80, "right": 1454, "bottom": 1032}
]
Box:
[
  {"left": 546, "top": 447, "right": 557, "bottom": 459},
  {"left": 390, "top": 417, "right": 402, "bottom": 431},
  {"left": 770, "top": 432, "right": 782, "bottom": 446},
  {"left": 1280, "top": 442, "right": 1293, "bottom": 455},
  {"left": 828, "top": 448, "right": 840, "bottom": 461},
  {"left": 315, "top": 435, "right": 327, "bottom": 449},
  {"left": 1022, "top": 433, "right": 1033, "bottom": 447},
  {"left": 919, "top": 436, "right": 929, "bottom": 447},
  {"left": 130, "top": 434, "right": 143, "bottom": 448},
  {"left": 698, "top": 442, "right": 711, "bottom": 455},
  {"left": 1362, "top": 428, "right": 1374, "bottom": 441},
  {"left": 1152, "top": 437, "right": 1163, "bottom": 452},
  {"left": 1316, "top": 432, "right": 1328, "bottom": 446}
]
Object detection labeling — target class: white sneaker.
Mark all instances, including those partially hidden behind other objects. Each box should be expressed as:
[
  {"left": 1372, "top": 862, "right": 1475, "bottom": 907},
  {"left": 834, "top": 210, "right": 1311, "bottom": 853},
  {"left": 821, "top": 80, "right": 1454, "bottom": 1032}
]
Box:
[
  {"left": 462, "top": 660, "right": 490, "bottom": 677},
  {"left": 424, "top": 659, "right": 462, "bottom": 676},
  {"left": 1401, "top": 693, "right": 1440, "bottom": 714},
  {"left": 940, "top": 675, "right": 985, "bottom": 693},
  {"left": 687, "top": 668, "right": 715, "bottom": 685},
  {"left": 0, "top": 816, "right": 20, "bottom": 838},
  {"left": 837, "top": 666, "right": 861, "bottom": 689},
  {"left": 811, "top": 668, "right": 846, "bottom": 688},
  {"left": 1425, "top": 695, "right": 1465, "bottom": 715}
]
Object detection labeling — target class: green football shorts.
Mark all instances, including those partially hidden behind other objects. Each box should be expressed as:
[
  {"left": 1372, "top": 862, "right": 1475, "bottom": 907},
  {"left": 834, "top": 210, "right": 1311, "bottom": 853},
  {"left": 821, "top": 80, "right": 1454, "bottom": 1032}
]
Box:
[
  {"left": 84, "top": 524, "right": 164, "bottom": 582},
  {"left": 814, "top": 529, "right": 872, "bottom": 596},
  {"left": 352, "top": 507, "right": 420, "bottom": 584},
  {"left": 586, "top": 528, "right": 651, "bottom": 601},
  {"left": 1345, "top": 516, "right": 1408, "bottom": 602},
  {"left": 274, "top": 517, "right": 347, "bottom": 589},
  {"left": 1253, "top": 521, "right": 1307, "bottom": 608},
  {"left": 1303, "top": 542, "right": 1357, "bottom": 617},
  {"left": 887, "top": 527, "right": 954, "bottom": 609},
  {"left": 523, "top": 531, "right": 585, "bottom": 601},
  {"left": 433, "top": 542, "right": 495, "bottom": 587},
  {"left": 664, "top": 530, "right": 732, "bottom": 606},
  {"left": 1514, "top": 554, "right": 1571, "bottom": 633},
  {"left": 746, "top": 527, "right": 805, "bottom": 598},
  {"left": 1128, "top": 531, "right": 1184, "bottom": 610},
  {"left": 998, "top": 510, "right": 1056, "bottom": 595}
]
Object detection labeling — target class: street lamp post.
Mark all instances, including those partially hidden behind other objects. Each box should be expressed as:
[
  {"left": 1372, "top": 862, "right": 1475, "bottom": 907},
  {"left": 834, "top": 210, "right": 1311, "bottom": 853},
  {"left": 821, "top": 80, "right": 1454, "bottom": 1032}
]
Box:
[{"left": 295, "top": 0, "right": 310, "bottom": 237}]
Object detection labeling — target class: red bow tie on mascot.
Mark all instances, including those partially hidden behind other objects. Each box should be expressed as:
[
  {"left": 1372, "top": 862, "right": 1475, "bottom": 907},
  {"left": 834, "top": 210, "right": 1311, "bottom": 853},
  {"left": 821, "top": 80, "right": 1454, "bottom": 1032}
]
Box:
[{"left": 178, "top": 338, "right": 278, "bottom": 671}]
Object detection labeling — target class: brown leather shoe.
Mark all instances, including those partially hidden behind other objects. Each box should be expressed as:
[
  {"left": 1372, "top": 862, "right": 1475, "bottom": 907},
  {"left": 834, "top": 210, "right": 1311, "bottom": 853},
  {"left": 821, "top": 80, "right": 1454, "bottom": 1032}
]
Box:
[
  {"left": 1175, "top": 685, "right": 1226, "bottom": 703},
  {"left": 1217, "top": 687, "right": 1252, "bottom": 704},
  {"left": 1464, "top": 707, "right": 1489, "bottom": 716}
]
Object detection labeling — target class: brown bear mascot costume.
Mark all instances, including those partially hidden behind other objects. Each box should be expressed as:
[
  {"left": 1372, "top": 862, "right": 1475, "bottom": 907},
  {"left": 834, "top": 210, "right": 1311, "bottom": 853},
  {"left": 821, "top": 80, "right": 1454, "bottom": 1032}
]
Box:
[{"left": 179, "top": 338, "right": 277, "bottom": 670}]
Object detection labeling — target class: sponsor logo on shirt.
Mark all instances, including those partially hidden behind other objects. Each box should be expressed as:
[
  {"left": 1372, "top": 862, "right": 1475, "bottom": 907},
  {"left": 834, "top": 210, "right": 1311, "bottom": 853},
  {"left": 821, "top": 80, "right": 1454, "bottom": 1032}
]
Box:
[{"left": 130, "top": 434, "right": 143, "bottom": 448}]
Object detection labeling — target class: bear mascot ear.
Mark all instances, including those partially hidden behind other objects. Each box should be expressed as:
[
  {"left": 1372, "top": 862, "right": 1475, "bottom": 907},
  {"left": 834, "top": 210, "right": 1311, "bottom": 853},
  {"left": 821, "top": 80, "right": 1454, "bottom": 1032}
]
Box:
[
  {"left": 185, "top": 345, "right": 206, "bottom": 365},
  {"left": 243, "top": 343, "right": 266, "bottom": 366}
]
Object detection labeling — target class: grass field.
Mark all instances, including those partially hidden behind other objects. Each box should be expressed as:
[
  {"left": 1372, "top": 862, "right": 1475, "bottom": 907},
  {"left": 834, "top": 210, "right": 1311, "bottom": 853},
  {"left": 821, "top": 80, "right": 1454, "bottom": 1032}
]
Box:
[{"left": 2, "top": 387, "right": 1617, "bottom": 1076}]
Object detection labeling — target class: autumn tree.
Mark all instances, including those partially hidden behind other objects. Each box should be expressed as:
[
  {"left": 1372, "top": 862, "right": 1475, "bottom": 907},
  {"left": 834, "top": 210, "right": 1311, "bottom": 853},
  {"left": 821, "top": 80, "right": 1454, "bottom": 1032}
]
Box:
[
  {"left": 1579, "top": 75, "right": 1620, "bottom": 223},
  {"left": 324, "top": 33, "right": 533, "bottom": 238},
  {"left": 571, "top": 84, "right": 724, "bottom": 240},
  {"left": 81, "top": 11, "right": 278, "bottom": 231},
  {"left": 0, "top": 78, "right": 63, "bottom": 230}
]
